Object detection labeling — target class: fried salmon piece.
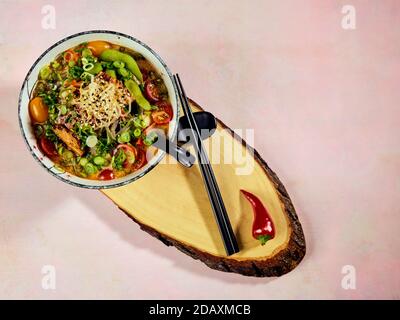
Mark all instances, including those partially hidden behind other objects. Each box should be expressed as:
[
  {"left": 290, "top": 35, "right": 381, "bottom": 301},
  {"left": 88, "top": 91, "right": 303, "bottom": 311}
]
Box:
[{"left": 53, "top": 126, "right": 84, "bottom": 156}]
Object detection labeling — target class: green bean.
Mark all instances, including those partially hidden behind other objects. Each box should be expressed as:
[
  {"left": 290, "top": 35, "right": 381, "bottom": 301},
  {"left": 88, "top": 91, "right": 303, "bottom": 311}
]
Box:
[
  {"left": 124, "top": 80, "right": 151, "bottom": 110},
  {"left": 100, "top": 49, "right": 143, "bottom": 82}
]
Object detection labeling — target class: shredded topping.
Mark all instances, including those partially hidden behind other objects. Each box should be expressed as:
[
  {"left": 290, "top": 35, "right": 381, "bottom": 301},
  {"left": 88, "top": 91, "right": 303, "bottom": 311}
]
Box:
[{"left": 73, "top": 74, "right": 132, "bottom": 130}]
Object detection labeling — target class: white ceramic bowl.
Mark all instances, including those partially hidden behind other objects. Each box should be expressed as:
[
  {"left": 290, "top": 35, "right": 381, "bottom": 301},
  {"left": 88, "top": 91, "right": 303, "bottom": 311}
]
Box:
[{"left": 18, "top": 30, "right": 178, "bottom": 189}]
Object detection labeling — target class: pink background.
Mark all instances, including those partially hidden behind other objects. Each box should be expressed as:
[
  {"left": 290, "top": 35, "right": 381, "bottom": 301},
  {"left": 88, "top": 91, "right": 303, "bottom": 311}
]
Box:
[{"left": 1, "top": 0, "right": 399, "bottom": 299}]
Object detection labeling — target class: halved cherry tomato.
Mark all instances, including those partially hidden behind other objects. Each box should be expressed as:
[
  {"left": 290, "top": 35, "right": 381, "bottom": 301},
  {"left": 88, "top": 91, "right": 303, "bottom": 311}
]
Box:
[
  {"left": 39, "top": 136, "right": 58, "bottom": 158},
  {"left": 29, "top": 97, "right": 48, "bottom": 123},
  {"left": 151, "top": 111, "right": 171, "bottom": 125},
  {"left": 113, "top": 144, "right": 137, "bottom": 168},
  {"left": 63, "top": 49, "right": 79, "bottom": 62},
  {"left": 144, "top": 80, "right": 160, "bottom": 102},
  {"left": 131, "top": 148, "right": 147, "bottom": 171},
  {"left": 155, "top": 101, "right": 173, "bottom": 118},
  {"left": 98, "top": 169, "right": 115, "bottom": 180},
  {"left": 87, "top": 41, "right": 111, "bottom": 56}
]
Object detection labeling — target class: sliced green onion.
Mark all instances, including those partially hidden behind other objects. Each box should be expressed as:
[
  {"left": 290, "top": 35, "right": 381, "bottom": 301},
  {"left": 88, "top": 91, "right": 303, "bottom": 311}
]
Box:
[
  {"left": 81, "top": 57, "right": 89, "bottom": 65},
  {"left": 84, "top": 163, "right": 97, "bottom": 175},
  {"left": 106, "top": 69, "right": 116, "bottom": 79},
  {"left": 39, "top": 65, "right": 51, "bottom": 80},
  {"left": 83, "top": 63, "right": 94, "bottom": 71},
  {"left": 143, "top": 131, "right": 158, "bottom": 146},
  {"left": 60, "top": 105, "right": 67, "bottom": 115},
  {"left": 82, "top": 48, "right": 92, "bottom": 58},
  {"left": 93, "top": 156, "right": 106, "bottom": 166},
  {"left": 113, "top": 61, "right": 125, "bottom": 69},
  {"left": 86, "top": 135, "right": 98, "bottom": 148},
  {"left": 68, "top": 61, "right": 75, "bottom": 67},
  {"left": 80, "top": 72, "right": 94, "bottom": 82},
  {"left": 117, "top": 67, "right": 129, "bottom": 78},
  {"left": 117, "top": 131, "right": 131, "bottom": 143},
  {"left": 62, "top": 150, "right": 74, "bottom": 161},
  {"left": 140, "top": 114, "right": 151, "bottom": 128},
  {"left": 133, "top": 128, "right": 141, "bottom": 137},
  {"left": 79, "top": 158, "right": 89, "bottom": 166},
  {"left": 133, "top": 117, "right": 142, "bottom": 128}
]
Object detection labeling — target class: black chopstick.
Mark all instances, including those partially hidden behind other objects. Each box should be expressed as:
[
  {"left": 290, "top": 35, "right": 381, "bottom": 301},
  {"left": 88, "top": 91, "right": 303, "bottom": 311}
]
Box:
[{"left": 173, "top": 74, "right": 240, "bottom": 256}]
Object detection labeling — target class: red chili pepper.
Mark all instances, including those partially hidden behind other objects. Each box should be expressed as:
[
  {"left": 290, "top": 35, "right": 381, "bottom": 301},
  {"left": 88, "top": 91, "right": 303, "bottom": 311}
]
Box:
[{"left": 240, "top": 189, "right": 275, "bottom": 245}]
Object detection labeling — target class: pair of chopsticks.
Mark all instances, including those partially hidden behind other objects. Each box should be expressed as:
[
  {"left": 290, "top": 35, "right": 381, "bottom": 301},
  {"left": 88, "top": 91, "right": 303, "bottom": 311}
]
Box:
[{"left": 173, "top": 74, "right": 240, "bottom": 256}]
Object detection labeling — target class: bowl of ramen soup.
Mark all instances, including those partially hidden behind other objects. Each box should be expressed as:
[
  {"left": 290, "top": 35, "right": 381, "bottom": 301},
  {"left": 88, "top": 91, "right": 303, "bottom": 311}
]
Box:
[{"left": 19, "top": 31, "right": 178, "bottom": 188}]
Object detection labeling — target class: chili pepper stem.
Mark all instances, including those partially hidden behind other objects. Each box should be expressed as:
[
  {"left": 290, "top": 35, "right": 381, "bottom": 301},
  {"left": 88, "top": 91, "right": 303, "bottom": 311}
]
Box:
[{"left": 257, "top": 235, "right": 272, "bottom": 246}]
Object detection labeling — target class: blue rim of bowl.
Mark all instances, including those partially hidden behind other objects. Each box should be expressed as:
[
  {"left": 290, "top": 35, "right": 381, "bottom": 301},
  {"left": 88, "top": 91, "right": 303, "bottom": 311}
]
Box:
[{"left": 18, "top": 30, "right": 179, "bottom": 189}]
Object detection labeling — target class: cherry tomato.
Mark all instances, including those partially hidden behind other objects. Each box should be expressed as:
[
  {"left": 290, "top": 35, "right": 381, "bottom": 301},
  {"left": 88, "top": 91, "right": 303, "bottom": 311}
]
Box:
[
  {"left": 131, "top": 148, "right": 147, "bottom": 171},
  {"left": 29, "top": 97, "right": 48, "bottom": 123},
  {"left": 39, "top": 136, "right": 58, "bottom": 158},
  {"left": 155, "top": 101, "right": 173, "bottom": 118},
  {"left": 114, "top": 144, "right": 137, "bottom": 168},
  {"left": 144, "top": 80, "right": 160, "bottom": 102},
  {"left": 98, "top": 169, "right": 115, "bottom": 180},
  {"left": 151, "top": 111, "right": 171, "bottom": 125},
  {"left": 87, "top": 41, "right": 111, "bottom": 56}
]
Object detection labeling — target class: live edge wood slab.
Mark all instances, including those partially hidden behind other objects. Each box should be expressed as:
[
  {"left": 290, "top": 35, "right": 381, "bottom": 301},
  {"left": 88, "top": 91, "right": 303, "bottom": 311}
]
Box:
[{"left": 102, "top": 99, "right": 306, "bottom": 277}]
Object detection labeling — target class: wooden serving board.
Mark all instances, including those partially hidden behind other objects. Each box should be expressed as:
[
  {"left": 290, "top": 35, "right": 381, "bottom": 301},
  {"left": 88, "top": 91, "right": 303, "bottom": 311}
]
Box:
[{"left": 102, "top": 99, "right": 306, "bottom": 277}]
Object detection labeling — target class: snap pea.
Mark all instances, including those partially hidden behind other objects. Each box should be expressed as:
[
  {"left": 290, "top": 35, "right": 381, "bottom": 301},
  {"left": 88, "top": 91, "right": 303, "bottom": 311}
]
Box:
[
  {"left": 124, "top": 79, "right": 151, "bottom": 110},
  {"left": 87, "top": 62, "right": 103, "bottom": 75},
  {"left": 100, "top": 49, "right": 143, "bottom": 82}
]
